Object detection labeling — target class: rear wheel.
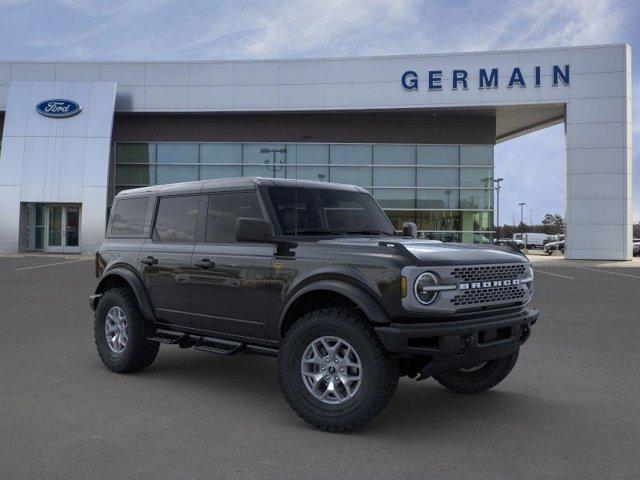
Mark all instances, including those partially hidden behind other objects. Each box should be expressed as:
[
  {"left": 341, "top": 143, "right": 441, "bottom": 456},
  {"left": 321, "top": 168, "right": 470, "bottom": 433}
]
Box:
[
  {"left": 278, "top": 308, "right": 399, "bottom": 432},
  {"left": 94, "top": 287, "right": 160, "bottom": 373},
  {"left": 432, "top": 350, "right": 519, "bottom": 394}
]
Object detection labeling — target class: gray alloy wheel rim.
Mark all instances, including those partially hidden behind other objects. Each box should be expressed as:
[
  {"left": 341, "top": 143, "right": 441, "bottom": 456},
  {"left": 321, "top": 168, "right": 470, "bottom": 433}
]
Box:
[
  {"left": 300, "top": 336, "right": 363, "bottom": 405},
  {"left": 105, "top": 306, "right": 128, "bottom": 354}
]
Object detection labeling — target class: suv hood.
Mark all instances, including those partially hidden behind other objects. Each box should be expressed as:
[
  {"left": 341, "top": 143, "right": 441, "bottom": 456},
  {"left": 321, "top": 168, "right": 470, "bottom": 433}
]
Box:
[{"left": 316, "top": 237, "right": 528, "bottom": 266}]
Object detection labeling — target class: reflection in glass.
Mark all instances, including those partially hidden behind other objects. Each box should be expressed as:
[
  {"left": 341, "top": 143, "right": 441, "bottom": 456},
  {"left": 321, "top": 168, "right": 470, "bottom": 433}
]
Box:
[{"left": 48, "top": 207, "right": 62, "bottom": 246}]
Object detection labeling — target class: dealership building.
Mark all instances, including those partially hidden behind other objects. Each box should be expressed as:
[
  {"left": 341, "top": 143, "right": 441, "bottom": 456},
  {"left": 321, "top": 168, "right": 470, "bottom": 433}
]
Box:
[{"left": 0, "top": 44, "right": 633, "bottom": 259}]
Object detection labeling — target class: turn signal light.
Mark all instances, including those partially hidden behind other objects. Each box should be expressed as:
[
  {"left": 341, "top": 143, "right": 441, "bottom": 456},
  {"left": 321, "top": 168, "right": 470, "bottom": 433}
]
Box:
[{"left": 400, "top": 276, "right": 408, "bottom": 297}]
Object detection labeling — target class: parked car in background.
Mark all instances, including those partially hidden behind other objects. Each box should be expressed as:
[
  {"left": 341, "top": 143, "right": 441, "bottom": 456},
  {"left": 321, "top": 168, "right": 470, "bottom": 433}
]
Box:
[
  {"left": 633, "top": 238, "right": 640, "bottom": 256},
  {"left": 495, "top": 237, "right": 525, "bottom": 249},
  {"left": 543, "top": 240, "right": 565, "bottom": 255},
  {"left": 513, "top": 232, "right": 551, "bottom": 249}
]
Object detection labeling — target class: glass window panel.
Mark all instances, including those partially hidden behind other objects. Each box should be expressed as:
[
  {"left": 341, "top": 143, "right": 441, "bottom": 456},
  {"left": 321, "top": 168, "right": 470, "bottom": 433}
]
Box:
[
  {"left": 35, "top": 205, "right": 45, "bottom": 226},
  {"left": 417, "top": 168, "right": 459, "bottom": 187},
  {"left": 461, "top": 232, "right": 493, "bottom": 244},
  {"left": 289, "top": 166, "right": 330, "bottom": 182},
  {"left": 417, "top": 146, "right": 459, "bottom": 165},
  {"left": 330, "top": 144, "right": 371, "bottom": 165},
  {"left": 199, "top": 165, "right": 243, "bottom": 180},
  {"left": 200, "top": 143, "right": 242, "bottom": 164},
  {"left": 156, "top": 165, "right": 198, "bottom": 184},
  {"left": 384, "top": 210, "right": 416, "bottom": 231},
  {"left": 116, "top": 165, "right": 155, "bottom": 186},
  {"left": 35, "top": 226, "right": 44, "bottom": 250},
  {"left": 373, "top": 167, "right": 413, "bottom": 187},
  {"left": 243, "top": 144, "right": 289, "bottom": 179},
  {"left": 461, "top": 145, "right": 493, "bottom": 166},
  {"left": 371, "top": 189, "right": 415, "bottom": 209},
  {"left": 154, "top": 195, "right": 200, "bottom": 243},
  {"left": 460, "top": 189, "right": 493, "bottom": 209},
  {"left": 296, "top": 144, "right": 329, "bottom": 165},
  {"left": 373, "top": 145, "right": 415, "bottom": 166},
  {"left": 116, "top": 143, "right": 154, "bottom": 164},
  {"left": 206, "top": 192, "right": 263, "bottom": 243},
  {"left": 420, "top": 231, "right": 462, "bottom": 242},
  {"left": 157, "top": 143, "right": 198, "bottom": 164},
  {"left": 460, "top": 168, "right": 493, "bottom": 188},
  {"left": 110, "top": 197, "right": 148, "bottom": 237},
  {"left": 460, "top": 211, "right": 492, "bottom": 232},
  {"left": 330, "top": 166, "right": 371, "bottom": 186},
  {"left": 417, "top": 189, "right": 459, "bottom": 209},
  {"left": 415, "top": 210, "right": 461, "bottom": 232}
]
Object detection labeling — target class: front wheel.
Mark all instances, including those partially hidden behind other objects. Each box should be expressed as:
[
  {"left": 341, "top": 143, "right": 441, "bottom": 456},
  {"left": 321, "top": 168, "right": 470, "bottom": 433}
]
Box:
[
  {"left": 278, "top": 308, "right": 399, "bottom": 432},
  {"left": 433, "top": 350, "right": 519, "bottom": 394}
]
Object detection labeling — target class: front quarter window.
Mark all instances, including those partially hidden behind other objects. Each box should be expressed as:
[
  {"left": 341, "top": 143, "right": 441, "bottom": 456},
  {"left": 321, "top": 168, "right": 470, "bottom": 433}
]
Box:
[{"left": 267, "top": 186, "right": 395, "bottom": 236}]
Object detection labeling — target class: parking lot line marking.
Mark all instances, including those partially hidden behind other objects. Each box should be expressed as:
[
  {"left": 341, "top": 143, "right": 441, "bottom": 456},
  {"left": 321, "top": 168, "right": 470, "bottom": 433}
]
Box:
[
  {"left": 579, "top": 267, "right": 640, "bottom": 279},
  {"left": 15, "top": 258, "right": 91, "bottom": 271},
  {"left": 533, "top": 269, "right": 575, "bottom": 280}
]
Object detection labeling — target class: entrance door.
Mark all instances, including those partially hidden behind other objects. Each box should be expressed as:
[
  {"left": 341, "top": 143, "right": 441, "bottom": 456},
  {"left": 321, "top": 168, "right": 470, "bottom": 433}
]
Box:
[
  {"left": 42, "top": 205, "right": 81, "bottom": 253},
  {"left": 46, "top": 206, "right": 64, "bottom": 253}
]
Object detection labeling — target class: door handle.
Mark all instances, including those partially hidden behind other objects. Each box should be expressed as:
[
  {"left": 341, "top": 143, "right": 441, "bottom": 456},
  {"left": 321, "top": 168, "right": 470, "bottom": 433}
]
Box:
[
  {"left": 194, "top": 258, "right": 214, "bottom": 269},
  {"left": 141, "top": 256, "right": 158, "bottom": 266}
]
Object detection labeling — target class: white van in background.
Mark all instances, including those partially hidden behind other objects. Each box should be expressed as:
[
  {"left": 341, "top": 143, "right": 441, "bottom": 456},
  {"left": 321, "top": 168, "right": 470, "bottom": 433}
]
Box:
[{"left": 513, "top": 232, "right": 551, "bottom": 249}]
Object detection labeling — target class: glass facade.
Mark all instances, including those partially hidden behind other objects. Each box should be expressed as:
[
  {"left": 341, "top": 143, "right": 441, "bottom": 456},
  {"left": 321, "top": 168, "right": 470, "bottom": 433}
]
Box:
[{"left": 114, "top": 142, "right": 494, "bottom": 243}]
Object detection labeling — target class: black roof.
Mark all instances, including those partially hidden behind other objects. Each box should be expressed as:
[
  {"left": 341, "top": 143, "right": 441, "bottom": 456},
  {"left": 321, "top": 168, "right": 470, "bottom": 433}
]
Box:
[{"left": 116, "top": 177, "right": 367, "bottom": 198}]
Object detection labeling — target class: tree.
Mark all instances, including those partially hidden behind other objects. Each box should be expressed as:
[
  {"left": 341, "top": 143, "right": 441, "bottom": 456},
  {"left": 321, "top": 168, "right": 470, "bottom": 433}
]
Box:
[{"left": 540, "top": 214, "right": 565, "bottom": 234}]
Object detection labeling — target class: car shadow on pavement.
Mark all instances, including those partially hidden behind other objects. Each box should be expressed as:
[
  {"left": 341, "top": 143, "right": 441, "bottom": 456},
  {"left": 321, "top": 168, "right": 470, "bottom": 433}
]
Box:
[{"left": 116, "top": 348, "right": 552, "bottom": 437}]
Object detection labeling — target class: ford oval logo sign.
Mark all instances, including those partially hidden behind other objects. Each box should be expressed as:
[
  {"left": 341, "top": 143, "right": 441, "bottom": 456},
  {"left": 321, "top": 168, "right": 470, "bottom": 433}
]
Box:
[{"left": 35, "top": 99, "right": 82, "bottom": 118}]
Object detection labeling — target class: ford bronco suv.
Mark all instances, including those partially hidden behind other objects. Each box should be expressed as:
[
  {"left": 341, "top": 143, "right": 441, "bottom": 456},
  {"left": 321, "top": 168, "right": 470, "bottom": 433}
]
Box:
[{"left": 91, "top": 178, "right": 538, "bottom": 431}]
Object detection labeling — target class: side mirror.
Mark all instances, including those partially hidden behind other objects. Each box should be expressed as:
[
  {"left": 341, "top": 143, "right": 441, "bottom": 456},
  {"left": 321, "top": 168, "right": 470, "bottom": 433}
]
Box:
[
  {"left": 236, "top": 218, "right": 274, "bottom": 243},
  {"left": 402, "top": 222, "right": 417, "bottom": 238}
]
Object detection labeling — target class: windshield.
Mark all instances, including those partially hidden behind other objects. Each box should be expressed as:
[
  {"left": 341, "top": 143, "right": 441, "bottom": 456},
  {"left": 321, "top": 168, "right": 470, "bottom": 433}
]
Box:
[{"left": 267, "top": 186, "right": 396, "bottom": 236}]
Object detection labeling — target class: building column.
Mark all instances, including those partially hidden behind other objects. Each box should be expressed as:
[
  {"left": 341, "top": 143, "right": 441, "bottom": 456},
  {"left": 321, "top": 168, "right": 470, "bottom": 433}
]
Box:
[{"left": 564, "top": 45, "right": 632, "bottom": 260}]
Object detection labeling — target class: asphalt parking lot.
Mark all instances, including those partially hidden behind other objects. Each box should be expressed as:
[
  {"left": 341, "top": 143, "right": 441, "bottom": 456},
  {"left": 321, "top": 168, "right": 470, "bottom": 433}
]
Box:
[{"left": 1, "top": 255, "right": 639, "bottom": 480}]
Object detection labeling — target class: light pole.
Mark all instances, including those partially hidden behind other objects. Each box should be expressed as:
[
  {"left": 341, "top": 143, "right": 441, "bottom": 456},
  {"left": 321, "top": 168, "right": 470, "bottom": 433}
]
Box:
[
  {"left": 518, "top": 202, "right": 526, "bottom": 230},
  {"left": 261, "top": 147, "right": 287, "bottom": 178},
  {"left": 494, "top": 178, "right": 503, "bottom": 227}
]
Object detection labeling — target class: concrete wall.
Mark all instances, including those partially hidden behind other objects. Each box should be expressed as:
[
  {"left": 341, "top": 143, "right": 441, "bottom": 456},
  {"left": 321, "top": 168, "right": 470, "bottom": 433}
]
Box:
[{"left": 0, "top": 81, "right": 116, "bottom": 253}]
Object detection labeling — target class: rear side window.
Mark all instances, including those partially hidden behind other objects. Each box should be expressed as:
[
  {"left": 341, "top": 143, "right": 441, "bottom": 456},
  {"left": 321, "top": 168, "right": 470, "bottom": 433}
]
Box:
[
  {"left": 153, "top": 195, "right": 200, "bottom": 243},
  {"left": 110, "top": 197, "right": 149, "bottom": 237},
  {"left": 205, "top": 191, "right": 263, "bottom": 243}
]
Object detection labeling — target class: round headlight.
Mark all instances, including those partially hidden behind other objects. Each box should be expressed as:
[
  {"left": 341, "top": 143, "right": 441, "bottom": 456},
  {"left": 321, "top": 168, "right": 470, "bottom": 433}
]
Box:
[{"left": 414, "top": 272, "right": 439, "bottom": 305}]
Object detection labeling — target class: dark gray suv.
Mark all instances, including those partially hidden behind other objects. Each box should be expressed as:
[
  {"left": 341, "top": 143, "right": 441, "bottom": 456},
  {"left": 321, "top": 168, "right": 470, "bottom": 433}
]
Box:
[{"left": 91, "top": 177, "right": 538, "bottom": 431}]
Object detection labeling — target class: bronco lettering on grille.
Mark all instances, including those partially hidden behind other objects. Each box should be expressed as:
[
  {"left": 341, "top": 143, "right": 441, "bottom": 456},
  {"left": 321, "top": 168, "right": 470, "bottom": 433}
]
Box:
[{"left": 458, "top": 279, "right": 521, "bottom": 290}]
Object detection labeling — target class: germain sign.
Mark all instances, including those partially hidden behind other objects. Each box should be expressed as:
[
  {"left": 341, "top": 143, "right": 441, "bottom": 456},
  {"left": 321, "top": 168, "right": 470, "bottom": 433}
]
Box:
[
  {"left": 36, "top": 99, "right": 82, "bottom": 118},
  {"left": 401, "top": 65, "right": 570, "bottom": 91}
]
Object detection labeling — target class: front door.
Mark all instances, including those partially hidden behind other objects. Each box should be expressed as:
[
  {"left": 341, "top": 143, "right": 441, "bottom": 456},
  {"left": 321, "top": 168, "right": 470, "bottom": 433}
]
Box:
[
  {"left": 43, "top": 205, "right": 81, "bottom": 253},
  {"left": 189, "top": 191, "right": 274, "bottom": 339}
]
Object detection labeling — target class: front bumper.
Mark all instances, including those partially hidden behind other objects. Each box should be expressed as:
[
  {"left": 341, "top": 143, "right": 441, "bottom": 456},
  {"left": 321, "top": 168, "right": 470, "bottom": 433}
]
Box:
[{"left": 375, "top": 307, "right": 538, "bottom": 377}]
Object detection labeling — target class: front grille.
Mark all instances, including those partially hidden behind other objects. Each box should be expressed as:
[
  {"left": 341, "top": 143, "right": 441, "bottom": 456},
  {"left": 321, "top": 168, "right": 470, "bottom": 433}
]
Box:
[
  {"left": 451, "top": 285, "right": 525, "bottom": 306},
  {"left": 451, "top": 264, "right": 526, "bottom": 283}
]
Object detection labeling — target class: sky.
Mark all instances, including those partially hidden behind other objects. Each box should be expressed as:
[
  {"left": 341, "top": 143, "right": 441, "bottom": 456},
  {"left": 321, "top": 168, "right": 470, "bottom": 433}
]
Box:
[{"left": 0, "top": 0, "right": 638, "bottom": 225}]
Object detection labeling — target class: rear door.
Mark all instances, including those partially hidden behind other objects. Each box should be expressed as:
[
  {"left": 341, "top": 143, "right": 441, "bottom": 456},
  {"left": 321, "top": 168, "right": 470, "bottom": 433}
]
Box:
[
  {"left": 189, "top": 190, "right": 274, "bottom": 339},
  {"left": 139, "top": 194, "right": 202, "bottom": 326}
]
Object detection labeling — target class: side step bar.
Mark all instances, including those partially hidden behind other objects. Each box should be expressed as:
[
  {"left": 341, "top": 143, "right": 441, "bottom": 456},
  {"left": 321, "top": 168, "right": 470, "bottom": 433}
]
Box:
[{"left": 148, "top": 328, "right": 278, "bottom": 357}]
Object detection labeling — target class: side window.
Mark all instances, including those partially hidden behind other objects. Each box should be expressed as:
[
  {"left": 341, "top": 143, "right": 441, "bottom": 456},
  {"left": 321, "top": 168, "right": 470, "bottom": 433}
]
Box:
[
  {"left": 205, "top": 191, "right": 263, "bottom": 243},
  {"left": 153, "top": 195, "right": 200, "bottom": 243},
  {"left": 109, "top": 197, "right": 149, "bottom": 237}
]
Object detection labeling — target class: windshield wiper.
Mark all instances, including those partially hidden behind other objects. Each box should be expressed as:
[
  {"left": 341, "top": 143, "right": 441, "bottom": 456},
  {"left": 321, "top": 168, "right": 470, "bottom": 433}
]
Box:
[
  {"left": 345, "top": 230, "right": 389, "bottom": 235},
  {"left": 286, "top": 229, "right": 342, "bottom": 235}
]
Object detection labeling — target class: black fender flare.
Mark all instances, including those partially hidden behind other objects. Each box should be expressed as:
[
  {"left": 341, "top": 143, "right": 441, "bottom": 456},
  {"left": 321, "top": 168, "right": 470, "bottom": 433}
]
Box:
[
  {"left": 278, "top": 279, "right": 390, "bottom": 334},
  {"left": 94, "top": 267, "right": 156, "bottom": 322}
]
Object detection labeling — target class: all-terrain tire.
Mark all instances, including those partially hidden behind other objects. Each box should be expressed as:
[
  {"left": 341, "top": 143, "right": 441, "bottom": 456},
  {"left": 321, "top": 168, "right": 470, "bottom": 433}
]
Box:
[
  {"left": 94, "top": 287, "right": 160, "bottom": 373},
  {"left": 278, "top": 308, "right": 399, "bottom": 432},
  {"left": 433, "top": 350, "right": 519, "bottom": 395}
]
